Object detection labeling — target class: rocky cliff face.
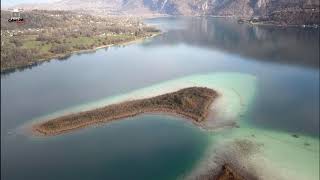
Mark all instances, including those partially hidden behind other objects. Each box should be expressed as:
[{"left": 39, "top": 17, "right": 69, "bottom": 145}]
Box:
[
  {"left": 10, "top": 0, "right": 320, "bottom": 24},
  {"left": 129, "top": 0, "right": 261, "bottom": 16},
  {"left": 120, "top": 0, "right": 319, "bottom": 17},
  {"left": 264, "top": 0, "right": 320, "bottom": 25}
]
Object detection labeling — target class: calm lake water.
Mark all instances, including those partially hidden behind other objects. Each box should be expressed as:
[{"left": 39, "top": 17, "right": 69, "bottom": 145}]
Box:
[{"left": 1, "top": 17, "right": 319, "bottom": 180}]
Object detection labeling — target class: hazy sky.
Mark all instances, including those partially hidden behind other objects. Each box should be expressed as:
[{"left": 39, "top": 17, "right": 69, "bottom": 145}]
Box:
[{"left": 1, "top": 0, "right": 56, "bottom": 7}]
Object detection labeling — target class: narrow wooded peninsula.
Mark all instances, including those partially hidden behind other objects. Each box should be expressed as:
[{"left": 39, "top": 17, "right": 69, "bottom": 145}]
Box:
[{"left": 33, "top": 87, "right": 218, "bottom": 136}]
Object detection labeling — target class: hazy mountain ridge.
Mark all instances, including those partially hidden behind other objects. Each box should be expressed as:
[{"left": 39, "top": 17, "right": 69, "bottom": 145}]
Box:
[{"left": 8, "top": 0, "right": 320, "bottom": 23}]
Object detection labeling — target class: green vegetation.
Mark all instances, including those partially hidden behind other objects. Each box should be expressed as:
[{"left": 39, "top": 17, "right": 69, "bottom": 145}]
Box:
[
  {"left": 1, "top": 10, "right": 160, "bottom": 72},
  {"left": 34, "top": 87, "right": 217, "bottom": 136}
]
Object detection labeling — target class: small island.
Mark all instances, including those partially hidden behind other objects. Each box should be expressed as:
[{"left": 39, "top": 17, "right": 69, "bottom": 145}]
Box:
[{"left": 33, "top": 87, "right": 218, "bottom": 136}]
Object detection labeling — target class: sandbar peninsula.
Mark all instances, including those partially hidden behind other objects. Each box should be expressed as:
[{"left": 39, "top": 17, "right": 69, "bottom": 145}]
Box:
[{"left": 33, "top": 87, "right": 218, "bottom": 136}]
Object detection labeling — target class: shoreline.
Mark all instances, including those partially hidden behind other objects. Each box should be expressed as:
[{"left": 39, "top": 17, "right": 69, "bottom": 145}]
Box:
[
  {"left": 248, "top": 21, "right": 319, "bottom": 28},
  {"left": 237, "top": 18, "right": 320, "bottom": 28},
  {"left": 32, "top": 87, "right": 218, "bottom": 136},
  {"left": 33, "top": 108, "right": 210, "bottom": 137},
  {"left": 1, "top": 32, "right": 161, "bottom": 74}
]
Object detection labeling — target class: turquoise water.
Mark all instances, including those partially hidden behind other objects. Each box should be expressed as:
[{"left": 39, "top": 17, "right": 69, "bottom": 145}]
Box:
[{"left": 1, "top": 17, "right": 319, "bottom": 179}]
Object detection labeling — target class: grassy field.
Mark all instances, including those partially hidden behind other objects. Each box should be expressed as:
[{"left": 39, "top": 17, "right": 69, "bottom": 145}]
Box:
[
  {"left": 1, "top": 10, "right": 160, "bottom": 72},
  {"left": 12, "top": 33, "right": 142, "bottom": 65},
  {"left": 20, "top": 34, "right": 135, "bottom": 52}
]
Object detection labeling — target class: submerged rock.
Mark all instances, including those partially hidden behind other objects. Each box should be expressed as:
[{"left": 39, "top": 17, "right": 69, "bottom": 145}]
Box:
[
  {"left": 292, "top": 134, "right": 299, "bottom": 138},
  {"left": 216, "top": 164, "right": 245, "bottom": 180}
]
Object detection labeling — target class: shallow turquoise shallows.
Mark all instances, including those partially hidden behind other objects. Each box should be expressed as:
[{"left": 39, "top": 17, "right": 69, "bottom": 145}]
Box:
[{"left": 1, "top": 17, "right": 319, "bottom": 180}]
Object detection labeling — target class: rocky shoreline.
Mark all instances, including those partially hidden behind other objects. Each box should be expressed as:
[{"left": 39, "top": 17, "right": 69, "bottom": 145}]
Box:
[{"left": 238, "top": 8, "right": 320, "bottom": 28}]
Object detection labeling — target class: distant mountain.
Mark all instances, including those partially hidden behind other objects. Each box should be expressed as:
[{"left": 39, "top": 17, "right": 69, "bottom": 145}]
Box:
[{"left": 8, "top": 0, "right": 320, "bottom": 23}]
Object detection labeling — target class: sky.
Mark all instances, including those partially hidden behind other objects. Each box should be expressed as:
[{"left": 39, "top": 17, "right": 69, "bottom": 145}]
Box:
[{"left": 1, "top": 0, "right": 56, "bottom": 8}]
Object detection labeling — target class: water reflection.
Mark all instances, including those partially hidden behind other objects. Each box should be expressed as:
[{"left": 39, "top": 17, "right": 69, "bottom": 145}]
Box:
[{"left": 145, "top": 17, "right": 319, "bottom": 68}]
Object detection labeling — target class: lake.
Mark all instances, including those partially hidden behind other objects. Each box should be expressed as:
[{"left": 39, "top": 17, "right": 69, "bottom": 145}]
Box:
[{"left": 1, "top": 17, "right": 319, "bottom": 180}]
